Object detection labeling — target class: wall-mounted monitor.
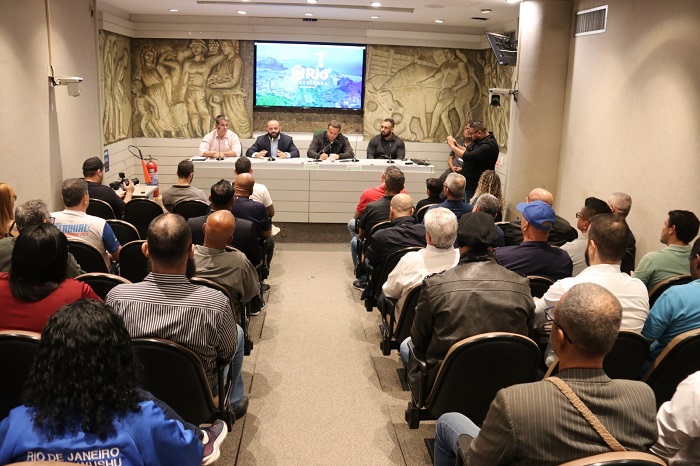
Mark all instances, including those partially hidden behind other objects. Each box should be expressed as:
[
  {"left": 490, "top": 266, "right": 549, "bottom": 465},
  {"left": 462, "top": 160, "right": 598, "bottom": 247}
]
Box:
[{"left": 254, "top": 41, "right": 366, "bottom": 111}]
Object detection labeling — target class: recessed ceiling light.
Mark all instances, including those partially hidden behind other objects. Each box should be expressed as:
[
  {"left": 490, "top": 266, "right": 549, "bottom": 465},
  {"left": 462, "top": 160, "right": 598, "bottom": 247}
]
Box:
[
  {"left": 237, "top": 10, "right": 247, "bottom": 14},
  {"left": 434, "top": 19, "right": 444, "bottom": 23},
  {"left": 481, "top": 8, "right": 492, "bottom": 13},
  {"left": 505, "top": 0, "right": 520, "bottom": 3},
  {"left": 169, "top": 9, "right": 178, "bottom": 12},
  {"left": 307, "top": 0, "right": 318, "bottom": 3},
  {"left": 305, "top": 12, "right": 313, "bottom": 16},
  {"left": 371, "top": 15, "right": 379, "bottom": 19},
  {"left": 370, "top": 2, "right": 382, "bottom": 7}
]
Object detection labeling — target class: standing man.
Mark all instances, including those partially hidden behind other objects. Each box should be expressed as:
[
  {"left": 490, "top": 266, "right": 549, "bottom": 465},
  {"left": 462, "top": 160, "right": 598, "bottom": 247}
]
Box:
[
  {"left": 457, "top": 121, "right": 499, "bottom": 201},
  {"left": 245, "top": 120, "right": 299, "bottom": 159},
  {"left": 634, "top": 210, "right": 699, "bottom": 290},
  {"left": 307, "top": 120, "right": 354, "bottom": 160},
  {"left": 161, "top": 160, "right": 209, "bottom": 211},
  {"left": 199, "top": 114, "right": 242, "bottom": 158},
  {"left": 83, "top": 156, "right": 134, "bottom": 219},
  {"left": 366, "top": 118, "right": 405, "bottom": 160}
]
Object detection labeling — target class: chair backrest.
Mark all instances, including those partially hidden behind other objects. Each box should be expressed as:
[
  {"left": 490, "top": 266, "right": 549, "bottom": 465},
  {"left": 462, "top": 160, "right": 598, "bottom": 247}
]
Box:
[
  {"left": 528, "top": 275, "right": 555, "bottom": 299},
  {"left": 558, "top": 451, "right": 666, "bottom": 466},
  {"left": 394, "top": 284, "right": 423, "bottom": 343},
  {"left": 415, "top": 203, "right": 436, "bottom": 224},
  {"left": 75, "top": 272, "right": 131, "bottom": 300},
  {"left": 0, "top": 330, "right": 41, "bottom": 420},
  {"left": 106, "top": 219, "right": 141, "bottom": 245},
  {"left": 190, "top": 276, "right": 236, "bottom": 321},
  {"left": 119, "top": 240, "right": 149, "bottom": 283},
  {"left": 643, "top": 327, "right": 700, "bottom": 407},
  {"left": 67, "top": 238, "right": 109, "bottom": 273},
  {"left": 648, "top": 275, "right": 693, "bottom": 307},
  {"left": 360, "top": 220, "right": 392, "bottom": 264},
  {"left": 123, "top": 198, "right": 164, "bottom": 239},
  {"left": 367, "top": 246, "right": 422, "bottom": 302},
  {"left": 230, "top": 217, "right": 263, "bottom": 266},
  {"left": 426, "top": 332, "right": 540, "bottom": 426},
  {"left": 172, "top": 199, "right": 210, "bottom": 221},
  {"left": 87, "top": 198, "right": 116, "bottom": 220},
  {"left": 132, "top": 338, "right": 218, "bottom": 426}
]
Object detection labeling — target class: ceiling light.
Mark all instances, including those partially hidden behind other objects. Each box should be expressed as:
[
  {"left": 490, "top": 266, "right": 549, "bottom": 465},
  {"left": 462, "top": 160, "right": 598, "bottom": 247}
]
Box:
[
  {"left": 371, "top": 15, "right": 379, "bottom": 19},
  {"left": 481, "top": 8, "right": 492, "bottom": 13},
  {"left": 305, "top": 12, "right": 313, "bottom": 16},
  {"left": 505, "top": 0, "right": 520, "bottom": 3},
  {"left": 370, "top": 2, "right": 382, "bottom": 7},
  {"left": 434, "top": 19, "right": 444, "bottom": 23},
  {"left": 307, "top": 0, "right": 318, "bottom": 3},
  {"left": 237, "top": 10, "right": 247, "bottom": 14},
  {"left": 169, "top": 9, "right": 178, "bottom": 12}
]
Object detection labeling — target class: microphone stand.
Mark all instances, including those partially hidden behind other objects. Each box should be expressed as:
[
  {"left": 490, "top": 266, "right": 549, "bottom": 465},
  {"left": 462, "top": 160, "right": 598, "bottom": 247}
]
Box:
[{"left": 387, "top": 140, "right": 394, "bottom": 164}]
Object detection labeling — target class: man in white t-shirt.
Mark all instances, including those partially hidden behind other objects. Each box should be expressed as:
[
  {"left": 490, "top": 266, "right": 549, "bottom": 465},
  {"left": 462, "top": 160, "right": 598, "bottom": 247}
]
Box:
[
  {"left": 234, "top": 156, "right": 274, "bottom": 218},
  {"left": 560, "top": 196, "right": 611, "bottom": 276},
  {"left": 199, "top": 114, "right": 241, "bottom": 158},
  {"left": 52, "top": 178, "right": 121, "bottom": 269}
]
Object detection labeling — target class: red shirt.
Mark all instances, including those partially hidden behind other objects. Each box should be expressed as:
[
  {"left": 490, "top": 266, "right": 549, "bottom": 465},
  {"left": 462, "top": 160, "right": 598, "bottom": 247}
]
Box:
[
  {"left": 0, "top": 273, "right": 101, "bottom": 332},
  {"left": 355, "top": 185, "right": 409, "bottom": 214}
]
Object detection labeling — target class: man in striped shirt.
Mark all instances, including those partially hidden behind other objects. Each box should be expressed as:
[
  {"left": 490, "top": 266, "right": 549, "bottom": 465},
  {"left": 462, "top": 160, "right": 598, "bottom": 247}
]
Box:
[{"left": 106, "top": 213, "right": 248, "bottom": 418}]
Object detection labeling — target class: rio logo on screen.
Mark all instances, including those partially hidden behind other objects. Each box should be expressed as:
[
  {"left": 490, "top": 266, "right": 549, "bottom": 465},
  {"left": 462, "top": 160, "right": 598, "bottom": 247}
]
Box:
[{"left": 291, "top": 65, "right": 331, "bottom": 88}]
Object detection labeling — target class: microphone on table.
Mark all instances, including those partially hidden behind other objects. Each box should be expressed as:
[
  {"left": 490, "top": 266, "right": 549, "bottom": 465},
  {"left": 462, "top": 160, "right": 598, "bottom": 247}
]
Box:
[
  {"left": 339, "top": 130, "right": 360, "bottom": 163},
  {"left": 387, "top": 142, "right": 394, "bottom": 164}
]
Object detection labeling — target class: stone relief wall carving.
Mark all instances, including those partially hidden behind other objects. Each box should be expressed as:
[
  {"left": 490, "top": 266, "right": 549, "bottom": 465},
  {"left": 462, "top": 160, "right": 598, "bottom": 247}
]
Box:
[
  {"left": 129, "top": 39, "right": 254, "bottom": 139},
  {"left": 99, "top": 31, "right": 132, "bottom": 144},
  {"left": 364, "top": 45, "right": 511, "bottom": 151}
]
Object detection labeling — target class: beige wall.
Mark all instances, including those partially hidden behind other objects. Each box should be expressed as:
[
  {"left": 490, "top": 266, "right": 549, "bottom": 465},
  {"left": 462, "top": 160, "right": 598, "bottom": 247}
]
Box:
[
  {"left": 0, "top": 0, "right": 101, "bottom": 208},
  {"left": 554, "top": 0, "right": 700, "bottom": 259}
]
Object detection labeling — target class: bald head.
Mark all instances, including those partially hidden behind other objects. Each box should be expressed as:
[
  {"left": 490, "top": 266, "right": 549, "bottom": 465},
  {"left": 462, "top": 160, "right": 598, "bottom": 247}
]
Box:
[
  {"left": 390, "top": 193, "right": 413, "bottom": 220},
  {"left": 234, "top": 173, "right": 255, "bottom": 197},
  {"left": 527, "top": 188, "right": 554, "bottom": 206},
  {"left": 203, "top": 210, "right": 236, "bottom": 248}
]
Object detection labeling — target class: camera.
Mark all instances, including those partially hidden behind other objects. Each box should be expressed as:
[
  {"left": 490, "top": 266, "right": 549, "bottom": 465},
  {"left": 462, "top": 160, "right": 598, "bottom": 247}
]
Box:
[
  {"left": 488, "top": 88, "right": 512, "bottom": 107},
  {"left": 109, "top": 172, "right": 140, "bottom": 191}
]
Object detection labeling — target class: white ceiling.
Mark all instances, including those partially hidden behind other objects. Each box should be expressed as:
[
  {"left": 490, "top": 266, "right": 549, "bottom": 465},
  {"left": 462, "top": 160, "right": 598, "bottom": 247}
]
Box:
[{"left": 98, "top": 0, "right": 521, "bottom": 31}]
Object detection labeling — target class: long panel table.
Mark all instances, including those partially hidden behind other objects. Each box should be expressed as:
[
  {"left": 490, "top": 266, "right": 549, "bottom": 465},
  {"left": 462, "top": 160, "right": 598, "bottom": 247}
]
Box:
[{"left": 191, "top": 158, "right": 435, "bottom": 223}]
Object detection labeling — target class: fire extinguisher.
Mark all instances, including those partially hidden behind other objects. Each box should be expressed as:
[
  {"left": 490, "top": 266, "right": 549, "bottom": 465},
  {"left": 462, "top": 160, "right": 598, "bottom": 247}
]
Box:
[{"left": 146, "top": 158, "right": 159, "bottom": 197}]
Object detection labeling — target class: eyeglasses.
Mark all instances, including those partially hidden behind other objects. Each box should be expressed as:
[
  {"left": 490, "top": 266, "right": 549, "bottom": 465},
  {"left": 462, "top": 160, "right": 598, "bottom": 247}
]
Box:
[{"left": 544, "top": 306, "right": 573, "bottom": 344}]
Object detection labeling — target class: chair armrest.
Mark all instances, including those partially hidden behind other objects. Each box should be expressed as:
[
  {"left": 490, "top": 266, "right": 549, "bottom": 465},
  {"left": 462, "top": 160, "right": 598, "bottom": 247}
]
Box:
[
  {"left": 407, "top": 340, "right": 429, "bottom": 407},
  {"left": 216, "top": 358, "right": 233, "bottom": 414},
  {"left": 456, "top": 434, "right": 475, "bottom": 466}
]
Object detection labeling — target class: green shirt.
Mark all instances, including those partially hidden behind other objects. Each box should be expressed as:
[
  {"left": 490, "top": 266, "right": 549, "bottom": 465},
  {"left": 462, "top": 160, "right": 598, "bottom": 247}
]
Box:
[{"left": 633, "top": 244, "right": 692, "bottom": 290}]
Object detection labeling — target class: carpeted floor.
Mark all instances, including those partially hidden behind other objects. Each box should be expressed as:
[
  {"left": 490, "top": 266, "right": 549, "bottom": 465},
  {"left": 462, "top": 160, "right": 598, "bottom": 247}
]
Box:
[{"left": 217, "top": 242, "right": 436, "bottom": 465}]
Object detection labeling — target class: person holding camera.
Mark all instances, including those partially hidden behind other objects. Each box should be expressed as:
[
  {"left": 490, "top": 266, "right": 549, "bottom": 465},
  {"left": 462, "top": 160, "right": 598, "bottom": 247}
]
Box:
[{"left": 83, "top": 156, "right": 134, "bottom": 219}]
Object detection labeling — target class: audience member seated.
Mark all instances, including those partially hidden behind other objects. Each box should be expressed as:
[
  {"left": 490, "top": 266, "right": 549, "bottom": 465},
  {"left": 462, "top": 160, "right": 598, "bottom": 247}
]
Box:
[
  {"left": 506, "top": 188, "right": 578, "bottom": 246},
  {"left": 634, "top": 210, "right": 699, "bottom": 290},
  {"left": 433, "top": 283, "right": 657, "bottom": 466},
  {"left": 0, "top": 199, "right": 83, "bottom": 277},
  {"left": 495, "top": 200, "right": 573, "bottom": 280},
  {"left": 161, "top": 160, "right": 208, "bottom": 212},
  {"left": 234, "top": 157, "right": 274, "bottom": 218},
  {"left": 352, "top": 167, "right": 405, "bottom": 289},
  {"left": 52, "top": 178, "right": 121, "bottom": 269},
  {"left": 427, "top": 173, "right": 472, "bottom": 221},
  {"left": 245, "top": 119, "right": 300, "bottom": 159},
  {"left": 365, "top": 194, "right": 426, "bottom": 268},
  {"left": 401, "top": 212, "right": 534, "bottom": 390},
  {"left": 472, "top": 193, "right": 505, "bottom": 247},
  {"left": 642, "top": 237, "right": 700, "bottom": 370},
  {"left": 414, "top": 178, "right": 443, "bottom": 223},
  {"left": 194, "top": 210, "right": 260, "bottom": 313},
  {"left": 608, "top": 192, "right": 636, "bottom": 273},
  {"left": 83, "top": 156, "right": 133, "bottom": 218},
  {"left": 0, "top": 182, "right": 17, "bottom": 238},
  {"left": 561, "top": 197, "right": 611, "bottom": 276},
  {"left": 106, "top": 214, "right": 248, "bottom": 419},
  {"left": 534, "top": 214, "right": 649, "bottom": 365},
  {"left": 231, "top": 173, "right": 273, "bottom": 284},
  {"left": 382, "top": 207, "right": 459, "bottom": 314},
  {"left": 347, "top": 166, "right": 407, "bottom": 238},
  {"left": 0, "top": 300, "right": 226, "bottom": 465},
  {"left": 468, "top": 170, "right": 505, "bottom": 221},
  {"left": 651, "top": 370, "right": 700, "bottom": 464},
  {"left": 189, "top": 179, "right": 231, "bottom": 243},
  {"left": 0, "top": 224, "right": 100, "bottom": 332}
]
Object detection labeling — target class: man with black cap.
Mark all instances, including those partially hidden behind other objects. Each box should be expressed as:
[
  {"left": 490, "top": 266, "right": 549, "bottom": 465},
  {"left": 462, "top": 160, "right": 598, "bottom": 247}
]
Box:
[
  {"left": 495, "top": 200, "right": 573, "bottom": 281},
  {"left": 401, "top": 212, "right": 534, "bottom": 391},
  {"left": 83, "top": 156, "right": 134, "bottom": 219}
]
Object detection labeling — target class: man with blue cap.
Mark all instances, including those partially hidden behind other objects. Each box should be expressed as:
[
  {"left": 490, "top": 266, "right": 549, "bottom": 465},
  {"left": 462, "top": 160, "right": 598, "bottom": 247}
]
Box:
[{"left": 495, "top": 200, "right": 573, "bottom": 280}]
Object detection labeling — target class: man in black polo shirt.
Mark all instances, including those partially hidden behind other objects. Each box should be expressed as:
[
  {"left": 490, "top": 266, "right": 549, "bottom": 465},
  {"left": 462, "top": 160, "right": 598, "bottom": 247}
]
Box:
[
  {"left": 83, "top": 156, "right": 134, "bottom": 218},
  {"left": 366, "top": 194, "right": 426, "bottom": 267},
  {"left": 366, "top": 118, "right": 406, "bottom": 160}
]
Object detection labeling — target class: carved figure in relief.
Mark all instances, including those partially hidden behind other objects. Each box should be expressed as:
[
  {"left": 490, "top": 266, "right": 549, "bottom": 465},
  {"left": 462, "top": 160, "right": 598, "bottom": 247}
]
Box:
[
  {"left": 180, "top": 39, "right": 225, "bottom": 137},
  {"left": 207, "top": 40, "right": 251, "bottom": 138},
  {"left": 132, "top": 81, "right": 161, "bottom": 138}
]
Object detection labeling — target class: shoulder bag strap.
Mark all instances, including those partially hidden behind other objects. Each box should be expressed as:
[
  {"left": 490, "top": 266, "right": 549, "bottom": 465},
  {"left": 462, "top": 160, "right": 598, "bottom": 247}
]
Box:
[{"left": 547, "top": 376, "right": 626, "bottom": 452}]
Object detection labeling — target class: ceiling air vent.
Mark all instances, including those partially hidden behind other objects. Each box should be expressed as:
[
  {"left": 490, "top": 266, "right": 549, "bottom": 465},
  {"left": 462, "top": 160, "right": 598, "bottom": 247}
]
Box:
[
  {"left": 470, "top": 17, "right": 488, "bottom": 21},
  {"left": 575, "top": 5, "right": 607, "bottom": 36}
]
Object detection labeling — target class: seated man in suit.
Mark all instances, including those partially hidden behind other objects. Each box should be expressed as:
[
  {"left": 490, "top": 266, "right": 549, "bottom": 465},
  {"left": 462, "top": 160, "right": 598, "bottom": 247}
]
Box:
[
  {"left": 245, "top": 120, "right": 299, "bottom": 159},
  {"left": 402, "top": 212, "right": 535, "bottom": 390},
  {"left": 495, "top": 200, "right": 573, "bottom": 281},
  {"left": 433, "top": 282, "right": 658, "bottom": 466}
]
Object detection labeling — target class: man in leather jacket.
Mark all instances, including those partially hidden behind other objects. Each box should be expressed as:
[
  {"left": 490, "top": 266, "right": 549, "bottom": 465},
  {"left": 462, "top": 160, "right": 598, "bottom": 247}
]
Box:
[{"left": 402, "top": 211, "right": 535, "bottom": 389}]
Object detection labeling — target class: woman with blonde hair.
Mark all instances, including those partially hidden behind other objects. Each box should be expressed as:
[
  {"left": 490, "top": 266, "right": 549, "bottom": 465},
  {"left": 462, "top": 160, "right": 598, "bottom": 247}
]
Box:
[
  {"left": 0, "top": 183, "right": 17, "bottom": 238},
  {"left": 469, "top": 170, "right": 505, "bottom": 221}
]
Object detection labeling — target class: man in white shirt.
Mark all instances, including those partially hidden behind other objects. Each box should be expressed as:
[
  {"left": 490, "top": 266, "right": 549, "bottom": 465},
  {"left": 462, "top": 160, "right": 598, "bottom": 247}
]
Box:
[
  {"left": 234, "top": 157, "right": 274, "bottom": 219},
  {"left": 198, "top": 114, "right": 241, "bottom": 158},
  {"left": 652, "top": 371, "right": 700, "bottom": 464},
  {"left": 382, "top": 207, "right": 459, "bottom": 315},
  {"left": 560, "top": 197, "right": 611, "bottom": 276},
  {"left": 534, "top": 213, "right": 649, "bottom": 365}
]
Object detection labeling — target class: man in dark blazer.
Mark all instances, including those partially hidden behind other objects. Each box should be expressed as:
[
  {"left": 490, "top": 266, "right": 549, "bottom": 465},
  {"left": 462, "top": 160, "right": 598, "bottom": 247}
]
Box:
[
  {"left": 245, "top": 120, "right": 299, "bottom": 158},
  {"left": 433, "top": 282, "right": 658, "bottom": 466}
]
